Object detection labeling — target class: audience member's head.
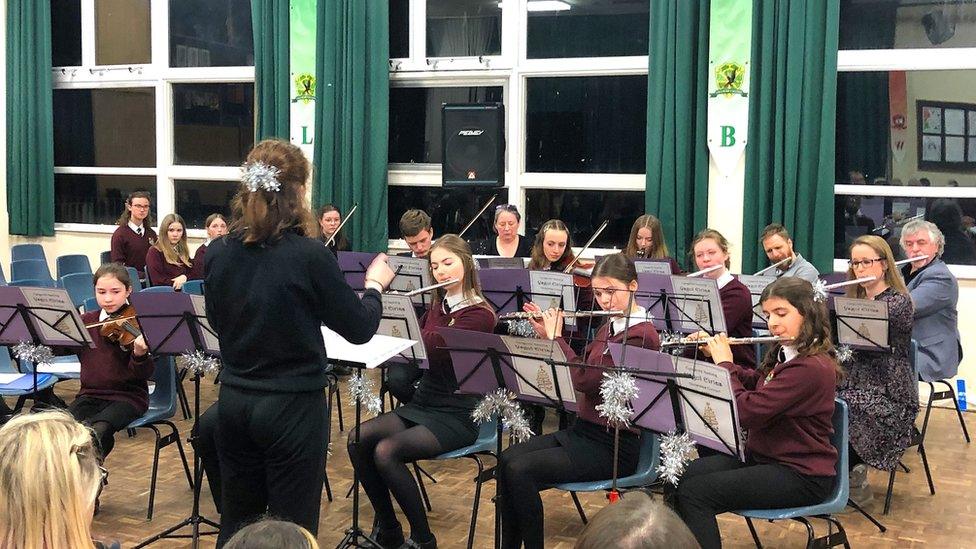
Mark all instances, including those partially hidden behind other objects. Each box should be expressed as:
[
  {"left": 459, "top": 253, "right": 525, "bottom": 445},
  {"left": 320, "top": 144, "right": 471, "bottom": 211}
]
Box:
[
  {"left": 224, "top": 518, "right": 319, "bottom": 549},
  {"left": 0, "top": 411, "right": 105, "bottom": 548},
  {"left": 574, "top": 491, "right": 700, "bottom": 549}
]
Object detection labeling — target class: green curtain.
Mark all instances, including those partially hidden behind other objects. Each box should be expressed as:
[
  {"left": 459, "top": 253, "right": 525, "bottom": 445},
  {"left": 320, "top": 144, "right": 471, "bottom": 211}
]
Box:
[
  {"left": 312, "top": 0, "right": 389, "bottom": 251},
  {"left": 645, "top": 0, "right": 710, "bottom": 271},
  {"left": 742, "top": 0, "right": 839, "bottom": 273},
  {"left": 251, "top": 0, "right": 290, "bottom": 140},
  {"left": 6, "top": 1, "right": 55, "bottom": 236},
  {"left": 835, "top": 71, "right": 888, "bottom": 182}
]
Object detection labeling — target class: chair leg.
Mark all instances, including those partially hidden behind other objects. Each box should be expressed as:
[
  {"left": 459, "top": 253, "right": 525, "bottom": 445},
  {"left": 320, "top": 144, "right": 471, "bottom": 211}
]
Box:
[
  {"left": 335, "top": 384, "right": 344, "bottom": 432},
  {"left": 465, "top": 455, "right": 486, "bottom": 549},
  {"left": 165, "top": 421, "right": 193, "bottom": 490},
  {"left": 848, "top": 498, "right": 886, "bottom": 532},
  {"left": 745, "top": 517, "right": 763, "bottom": 548},
  {"left": 146, "top": 425, "right": 163, "bottom": 520},
  {"left": 920, "top": 382, "right": 936, "bottom": 448},
  {"left": 175, "top": 377, "right": 192, "bottom": 420},
  {"left": 821, "top": 516, "right": 851, "bottom": 549},
  {"left": 918, "top": 442, "right": 936, "bottom": 496},
  {"left": 943, "top": 381, "right": 972, "bottom": 443},
  {"left": 883, "top": 468, "right": 896, "bottom": 515},
  {"left": 414, "top": 463, "right": 432, "bottom": 512},
  {"left": 324, "top": 468, "right": 334, "bottom": 502},
  {"left": 794, "top": 517, "right": 816, "bottom": 549},
  {"left": 570, "top": 491, "right": 587, "bottom": 524}
]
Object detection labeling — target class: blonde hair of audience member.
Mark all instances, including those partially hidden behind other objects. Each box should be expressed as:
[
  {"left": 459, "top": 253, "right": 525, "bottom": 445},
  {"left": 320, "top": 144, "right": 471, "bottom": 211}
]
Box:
[
  {"left": 574, "top": 491, "right": 700, "bottom": 549},
  {"left": 224, "top": 518, "right": 319, "bottom": 549},
  {"left": 0, "top": 411, "right": 104, "bottom": 549},
  {"left": 624, "top": 214, "right": 670, "bottom": 259},
  {"left": 155, "top": 213, "right": 193, "bottom": 267},
  {"left": 845, "top": 235, "right": 908, "bottom": 298}
]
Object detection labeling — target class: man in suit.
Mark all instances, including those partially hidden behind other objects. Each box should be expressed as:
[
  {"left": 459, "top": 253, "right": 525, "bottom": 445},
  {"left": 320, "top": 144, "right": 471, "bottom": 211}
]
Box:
[{"left": 900, "top": 219, "right": 962, "bottom": 381}]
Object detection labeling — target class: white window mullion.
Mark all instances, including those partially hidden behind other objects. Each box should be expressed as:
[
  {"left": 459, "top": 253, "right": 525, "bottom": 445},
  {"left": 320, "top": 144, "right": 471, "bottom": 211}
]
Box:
[
  {"left": 150, "top": 0, "right": 170, "bottom": 71},
  {"left": 81, "top": 0, "right": 96, "bottom": 67},
  {"left": 155, "top": 81, "right": 174, "bottom": 223},
  {"left": 507, "top": 69, "right": 522, "bottom": 226}
]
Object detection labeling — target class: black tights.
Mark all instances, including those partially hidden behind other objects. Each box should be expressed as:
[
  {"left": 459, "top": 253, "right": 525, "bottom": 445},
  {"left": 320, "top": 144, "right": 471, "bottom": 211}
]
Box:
[{"left": 347, "top": 412, "right": 443, "bottom": 542}]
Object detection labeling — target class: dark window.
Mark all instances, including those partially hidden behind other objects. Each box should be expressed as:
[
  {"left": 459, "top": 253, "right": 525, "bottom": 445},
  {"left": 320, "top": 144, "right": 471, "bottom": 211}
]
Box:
[
  {"left": 388, "top": 186, "right": 506, "bottom": 243},
  {"left": 51, "top": 0, "right": 82, "bottom": 66},
  {"left": 173, "top": 83, "right": 255, "bottom": 166},
  {"left": 426, "top": 0, "right": 501, "bottom": 57},
  {"left": 840, "top": 0, "right": 976, "bottom": 50},
  {"left": 174, "top": 180, "right": 238, "bottom": 229},
  {"left": 525, "top": 189, "right": 645, "bottom": 249},
  {"left": 834, "top": 194, "right": 976, "bottom": 265},
  {"left": 54, "top": 88, "right": 156, "bottom": 168},
  {"left": 95, "top": 0, "right": 151, "bottom": 65},
  {"left": 55, "top": 174, "right": 156, "bottom": 225},
  {"left": 525, "top": 76, "right": 646, "bottom": 173},
  {"left": 390, "top": 0, "right": 410, "bottom": 58},
  {"left": 389, "top": 86, "right": 504, "bottom": 164},
  {"left": 527, "top": 0, "right": 649, "bottom": 59},
  {"left": 169, "top": 0, "right": 254, "bottom": 67}
]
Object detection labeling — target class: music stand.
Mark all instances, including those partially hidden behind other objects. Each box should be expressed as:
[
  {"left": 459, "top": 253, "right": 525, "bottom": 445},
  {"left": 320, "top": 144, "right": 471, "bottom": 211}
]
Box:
[
  {"left": 475, "top": 256, "right": 524, "bottom": 269},
  {"left": 635, "top": 274, "right": 724, "bottom": 336},
  {"left": 337, "top": 251, "right": 379, "bottom": 291},
  {"left": 387, "top": 256, "right": 436, "bottom": 309},
  {"left": 129, "top": 292, "right": 220, "bottom": 548},
  {"left": 477, "top": 268, "right": 531, "bottom": 315},
  {"left": 832, "top": 296, "right": 890, "bottom": 352},
  {"left": 735, "top": 274, "right": 773, "bottom": 331}
]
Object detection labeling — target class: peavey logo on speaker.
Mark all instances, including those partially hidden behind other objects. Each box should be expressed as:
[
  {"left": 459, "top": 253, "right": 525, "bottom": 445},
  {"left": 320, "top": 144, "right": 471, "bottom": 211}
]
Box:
[{"left": 458, "top": 129, "right": 485, "bottom": 136}]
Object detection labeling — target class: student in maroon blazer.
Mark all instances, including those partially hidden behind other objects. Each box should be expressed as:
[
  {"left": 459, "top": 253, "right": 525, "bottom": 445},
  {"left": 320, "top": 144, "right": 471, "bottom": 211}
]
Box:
[
  {"left": 496, "top": 254, "right": 661, "bottom": 549},
  {"left": 109, "top": 191, "right": 157, "bottom": 278},
  {"left": 348, "top": 235, "right": 496, "bottom": 549},
  {"left": 189, "top": 213, "right": 227, "bottom": 280},
  {"left": 146, "top": 213, "right": 193, "bottom": 290},
  {"left": 674, "top": 277, "right": 840, "bottom": 549},
  {"left": 69, "top": 263, "right": 155, "bottom": 459}
]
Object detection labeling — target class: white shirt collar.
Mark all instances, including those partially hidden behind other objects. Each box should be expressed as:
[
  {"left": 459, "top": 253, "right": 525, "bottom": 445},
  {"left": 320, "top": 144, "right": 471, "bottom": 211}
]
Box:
[
  {"left": 445, "top": 292, "right": 482, "bottom": 312},
  {"left": 611, "top": 306, "right": 649, "bottom": 336},
  {"left": 128, "top": 221, "right": 145, "bottom": 233},
  {"left": 203, "top": 239, "right": 212, "bottom": 246},
  {"left": 716, "top": 270, "right": 734, "bottom": 289},
  {"left": 782, "top": 344, "right": 799, "bottom": 363},
  {"left": 98, "top": 308, "right": 110, "bottom": 322}
]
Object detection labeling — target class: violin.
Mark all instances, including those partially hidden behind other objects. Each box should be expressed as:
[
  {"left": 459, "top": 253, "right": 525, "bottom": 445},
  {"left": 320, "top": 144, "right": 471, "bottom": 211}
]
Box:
[
  {"left": 87, "top": 304, "right": 143, "bottom": 349},
  {"left": 563, "top": 219, "right": 609, "bottom": 288}
]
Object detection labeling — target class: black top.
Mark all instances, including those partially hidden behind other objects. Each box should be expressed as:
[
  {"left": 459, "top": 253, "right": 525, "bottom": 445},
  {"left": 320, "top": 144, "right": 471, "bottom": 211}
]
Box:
[
  {"left": 469, "top": 235, "right": 533, "bottom": 258},
  {"left": 204, "top": 231, "right": 382, "bottom": 393}
]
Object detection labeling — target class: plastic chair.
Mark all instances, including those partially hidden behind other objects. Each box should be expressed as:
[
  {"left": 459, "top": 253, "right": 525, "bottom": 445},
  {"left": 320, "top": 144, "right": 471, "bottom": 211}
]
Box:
[
  {"left": 100, "top": 250, "right": 112, "bottom": 265},
  {"left": 83, "top": 297, "right": 99, "bottom": 313},
  {"left": 56, "top": 254, "right": 93, "bottom": 279},
  {"left": 140, "top": 285, "right": 175, "bottom": 293},
  {"left": 883, "top": 339, "right": 934, "bottom": 515},
  {"left": 125, "top": 356, "right": 193, "bottom": 520},
  {"left": 125, "top": 266, "right": 143, "bottom": 291},
  {"left": 9, "top": 279, "right": 57, "bottom": 288},
  {"left": 11, "top": 243, "right": 46, "bottom": 262},
  {"left": 547, "top": 431, "right": 660, "bottom": 524},
  {"left": 919, "top": 378, "right": 970, "bottom": 445},
  {"left": 182, "top": 279, "right": 205, "bottom": 295},
  {"left": 737, "top": 399, "right": 854, "bottom": 548},
  {"left": 60, "top": 273, "right": 95, "bottom": 309},
  {"left": 0, "top": 346, "right": 58, "bottom": 412},
  {"left": 10, "top": 259, "right": 53, "bottom": 283}
]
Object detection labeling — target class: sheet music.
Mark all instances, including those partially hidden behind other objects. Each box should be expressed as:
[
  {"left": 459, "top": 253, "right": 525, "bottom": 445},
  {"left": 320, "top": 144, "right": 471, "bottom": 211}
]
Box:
[
  {"left": 321, "top": 326, "right": 417, "bottom": 369},
  {"left": 0, "top": 373, "right": 26, "bottom": 384},
  {"left": 673, "top": 357, "right": 744, "bottom": 459},
  {"left": 37, "top": 356, "right": 81, "bottom": 375},
  {"left": 387, "top": 256, "right": 432, "bottom": 306},
  {"left": 635, "top": 260, "right": 673, "bottom": 275},
  {"left": 669, "top": 276, "right": 726, "bottom": 333},
  {"left": 189, "top": 295, "right": 221, "bottom": 354},
  {"left": 20, "top": 287, "right": 91, "bottom": 346},
  {"left": 377, "top": 293, "right": 427, "bottom": 360},
  {"left": 833, "top": 297, "right": 889, "bottom": 349},
  {"left": 529, "top": 271, "right": 577, "bottom": 327},
  {"left": 501, "top": 335, "right": 576, "bottom": 405},
  {"left": 736, "top": 274, "right": 773, "bottom": 327}
]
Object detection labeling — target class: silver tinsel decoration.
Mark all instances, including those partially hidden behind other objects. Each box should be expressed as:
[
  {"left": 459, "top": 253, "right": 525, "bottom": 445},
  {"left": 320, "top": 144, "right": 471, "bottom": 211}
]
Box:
[
  {"left": 506, "top": 319, "right": 538, "bottom": 338},
  {"left": 471, "top": 388, "right": 534, "bottom": 443},
  {"left": 241, "top": 161, "right": 281, "bottom": 193},
  {"left": 835, "top": 345, "right": 854, "bottom": 364},
  {"left": 181, "top": 350, "right": 221, "bottom": 377},
  {"left": 595, "top": 372, "right": 639, "bottom": 429},
  {"left": 660, "top": 331, "right": 683, "bottom": 355},
  {"left": 348, "top": 374, "right": 383, "bottom": 416},
  {"left": 656, "top": 430, "right": 697, "bottom": 486},
  {"left": 12, "top": 341, "right": 54, "bottom": 367},
  {"left": 812, "top": 279, "right": 829, "bottom": 303}
]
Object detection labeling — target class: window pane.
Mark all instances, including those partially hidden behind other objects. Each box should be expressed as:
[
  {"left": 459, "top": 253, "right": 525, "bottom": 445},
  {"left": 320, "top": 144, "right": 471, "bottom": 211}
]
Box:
[
  {"left": 169, "top": 0, "right": 254, "bottom": 67},
  {"left": 834, "top": 194, "right": 976, "bottom": 265},
  {"left": 389, "top": 86, "right": 504, "bottom": 164},
  {"left": 840, "top": 0, "right": 976, "bottom": 50},
  {"left": 55, "top": 174, "right": 156, "bottom": 225},
  {"left": 527, "top": 0, "right": 649, "bottom": 59},
  {"left": 54, "top": 88, "right": 156, "bottom": 168},
  {"left": 95, "top": 0, "right": 151, "bottom": 65},
  {"left": 173, "top": 83, "right": 255, "bottom": 166},
  {"left": 525, "top": 76, "right": 646, "bottom": 173},
  {"left": 51, "top": 0, "right": 82, "bottom": 66},
  {"left": 388, "top": 186, "right": 505, "bottom": 243},
  {"left": 174, "top": 180, "right": 237, "bottom": 229},
  {"left": 525, "top": 189, "right": 646, "bottom": 249},
  {"left": 390, "top": 0, "right": 409, "bottom": 58},
  {"left": 427, "top": 0, "right": 502, "bottom": 57}
]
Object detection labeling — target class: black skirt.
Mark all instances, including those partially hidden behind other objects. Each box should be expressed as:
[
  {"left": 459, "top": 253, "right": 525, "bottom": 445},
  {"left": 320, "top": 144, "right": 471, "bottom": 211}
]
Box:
[
  {"left": 395, "top": 396, "right": 480, "bottom": 451},
  {"left": 553, "top": 419, "right": 641, "bottom": 479}
]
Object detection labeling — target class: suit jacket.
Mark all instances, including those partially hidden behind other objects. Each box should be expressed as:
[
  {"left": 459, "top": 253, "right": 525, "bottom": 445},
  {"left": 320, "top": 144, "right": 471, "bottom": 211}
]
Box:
[{"left": 904, "top": 258, "right": 962, "bottom": 381}]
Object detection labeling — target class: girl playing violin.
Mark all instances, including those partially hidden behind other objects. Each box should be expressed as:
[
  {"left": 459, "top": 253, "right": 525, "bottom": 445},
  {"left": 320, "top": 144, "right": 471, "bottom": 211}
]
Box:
[
  {"left": 528, "top": 219, "right": 576, "bottom": 271},
  {"left": 69, "top": 263, "right": 154, "bottom": 459}
]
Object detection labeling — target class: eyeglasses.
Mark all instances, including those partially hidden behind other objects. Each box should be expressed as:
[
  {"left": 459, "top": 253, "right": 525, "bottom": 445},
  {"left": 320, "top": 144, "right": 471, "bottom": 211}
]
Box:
[
  {"left": 129, "top": 203, "right": 150, "bottom": 210},
  {"left": 848, "top": 258, "right": 883, "bottom": 269}
]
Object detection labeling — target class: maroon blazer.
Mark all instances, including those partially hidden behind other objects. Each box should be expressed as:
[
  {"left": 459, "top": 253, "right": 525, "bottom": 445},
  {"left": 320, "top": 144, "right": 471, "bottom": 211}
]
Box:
[
  {"left": 145, "top": 247, "right": 193, "bottom": 287},
  {"left": 77, "top": 310, "right": 155, "bottom": 413}
]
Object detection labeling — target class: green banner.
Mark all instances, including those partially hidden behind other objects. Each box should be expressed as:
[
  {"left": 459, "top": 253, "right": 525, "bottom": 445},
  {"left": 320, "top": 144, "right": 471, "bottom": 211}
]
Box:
[{"left": 290, "top": 0, "right": 316, "bottom": 157}]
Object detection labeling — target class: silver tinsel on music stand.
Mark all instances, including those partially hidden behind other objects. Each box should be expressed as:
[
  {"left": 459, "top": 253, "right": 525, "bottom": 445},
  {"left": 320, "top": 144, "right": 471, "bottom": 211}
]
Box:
[
  {"left": 347, "top": 374, "right": 383, "bottom": 416},
  {"left": 595, "top": 372, "right": 639, "bottom": 429},
  {"left": 12, "top": 341, "right": 54, "bottom": 367},
  {"left": 812, "top": 279, "right": 829, "bottom": 303},
  {"left": 180, "top": 350, "right": 221, "bottom": 377},
  {"left": 472, "top": 388, "right": 534, "bottom": 443},
  {"left": 657, "top": 430, "right": 697, "bottom": 486},
  {"left": 835, "top": 344, "right": 854, "bottom": 364},
  {"left": 506, "top": 319, "right": 538, "bottom": 338}
]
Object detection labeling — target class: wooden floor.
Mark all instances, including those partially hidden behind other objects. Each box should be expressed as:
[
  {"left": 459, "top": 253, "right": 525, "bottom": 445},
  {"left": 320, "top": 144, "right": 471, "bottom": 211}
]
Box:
[{"left": 27, "top": 376, "right": 974, "bottom": 548}]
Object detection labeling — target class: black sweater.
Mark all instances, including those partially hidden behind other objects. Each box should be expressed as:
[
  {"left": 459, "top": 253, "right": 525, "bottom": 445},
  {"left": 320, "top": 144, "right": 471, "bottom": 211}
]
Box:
[{"left": 204, "top": 231, "right": 383, "bottom": 392}]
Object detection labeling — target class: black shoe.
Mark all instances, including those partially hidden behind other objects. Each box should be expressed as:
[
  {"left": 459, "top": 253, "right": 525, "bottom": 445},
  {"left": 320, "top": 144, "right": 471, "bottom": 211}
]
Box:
[
  {"left": 370, "top": 522, "right": 404, "bottom": 549},
  {"left": 398, "top": 536, "right": 437, "bottom": 549}
]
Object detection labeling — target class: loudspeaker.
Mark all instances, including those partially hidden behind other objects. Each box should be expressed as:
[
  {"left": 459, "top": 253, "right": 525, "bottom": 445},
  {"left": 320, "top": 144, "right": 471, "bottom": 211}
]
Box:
[{"left": 442, "top": 103, "right": 505, "bottom": 187}]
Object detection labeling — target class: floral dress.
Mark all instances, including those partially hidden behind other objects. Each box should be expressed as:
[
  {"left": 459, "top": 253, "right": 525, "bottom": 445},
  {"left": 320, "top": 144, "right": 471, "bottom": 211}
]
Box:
[{"left": 838, "top": 287, "right": 918, "bottom": 471}]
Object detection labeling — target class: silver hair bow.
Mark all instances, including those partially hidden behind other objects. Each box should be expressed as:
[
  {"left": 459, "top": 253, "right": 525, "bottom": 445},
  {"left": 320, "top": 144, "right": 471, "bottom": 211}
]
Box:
[{"left": 241, "top": 161, "right": 281, "bottom": 193}]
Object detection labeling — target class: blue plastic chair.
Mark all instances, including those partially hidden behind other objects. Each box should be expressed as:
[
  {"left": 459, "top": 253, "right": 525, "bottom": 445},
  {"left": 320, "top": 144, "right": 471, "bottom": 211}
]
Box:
[
  {"left": 0, "top": 264, "right": 7, "bottom": 285},
  {"left": 9, "top": 279, "right": 57, "bottom": 288},
  {"left": 99, "top": 250, "right": 112, "bottom": 265},
  {"left": 56, "top": 254, "right": 93, "bottom": 279},
  {"left": 83, "top": 297, "right": 99, "bottom": 313},
  {"left": 736, "top": 399, "right": 855, "bottom": 548},
  {"left": 0, "top": 346, "right": 58, "bottom": 411},
  {"left": 60, "top": 273, "right": 95, "bottom": 309},
  {"left": 182, "top": 279, "right": 205, "bottom": 295},
  {"left": 126, "top": 266, "right": 144, "bottom": 291},
  {"left": 547, "top": 430, "right": 660, "bottom": 524},
  {"left": 140, "top": 285, "right": 174, "bottom": 293},
  {"left": 126, "top": 356, "right": 193, "bottom": 519},
  {"left": 10, "top": 259, "right": 53, "bottom": 283},
  {"left": 11, "top": 243, "right": 46, "bottom": 262}
]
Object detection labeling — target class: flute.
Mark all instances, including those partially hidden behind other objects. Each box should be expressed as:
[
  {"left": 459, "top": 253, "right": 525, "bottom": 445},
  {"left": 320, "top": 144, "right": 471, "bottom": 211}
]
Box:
[
  {"left": 823, "top": 276, "right": 877, "bottom": 290},
  {"left": 386, "top": 278, "right": 459, "bottom": 297},
  {"left": 894, "top": 255, "right": 929, "bottom": 266},
  {"left": 661, "top": 335, "right": 794, "bottom": 348},
  {"left": 753, "top": 257, "right": 791, "bottom": 276},
  {"left": 687, "top": 264, "right": 723, "bottom": 278},
  {"left": 498, "top": 309, "right": 625, "bottom": 321}
]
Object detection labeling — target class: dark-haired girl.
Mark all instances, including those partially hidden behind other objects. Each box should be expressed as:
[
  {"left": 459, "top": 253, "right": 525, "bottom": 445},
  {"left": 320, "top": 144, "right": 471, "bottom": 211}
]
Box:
[
  {"left": 189, "top": 213, "right": 227, "bottom": 280},
  {"left": 109, "top": 191, "right": 156, "bottom": 279},
  {"left": 527, "top": 219, "right": 576, "bottom": 271},
  {"left": 317, "top": 204, "right": 350, "bottom": 255},
  {"left": 624, "top": 214, "right": 680, "bottom": 274}
]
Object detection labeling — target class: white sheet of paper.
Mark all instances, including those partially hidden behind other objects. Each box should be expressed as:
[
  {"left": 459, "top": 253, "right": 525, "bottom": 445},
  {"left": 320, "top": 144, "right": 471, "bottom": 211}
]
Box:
[
  {"left": 387, "top": 256, "right": 432, "bottom": 307},
  {"left": 0, "top": 373, "right": 26, "bottom": 384},
  {"left": 377, "top": 293, "right": 427, "bottom": 360},
  {"left": 674, "top": 357, "right": 744, "bottom": 460},
  {"left": 36, "top": 359, "right": 81, "bottom": 374},
  {"left": 190, "top": 294, "right": 221, "bottom": 354},
  {"left": 670, "top": 276, "right": 727, "bottom": 333},
  {"left": 19, "top": 287, "right": 91, "bottom": 345},
  {"left": 501, "top": 335, "right": 576, "bottom": 404},
  {"left": 321, "top": 326, "right": 417, "bottom": 369},
  {"left": 635, "top": 260, "right": 673, "bottom": 275},
  {"left": 833, "top": 297, "right": 889, "bottom": 348},
  {"left": 529, "top": 271, "right": 577, "bottom": 326}
]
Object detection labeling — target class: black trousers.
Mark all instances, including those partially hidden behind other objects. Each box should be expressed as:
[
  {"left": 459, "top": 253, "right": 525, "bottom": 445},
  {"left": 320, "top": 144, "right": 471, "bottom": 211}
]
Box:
[
  {"left": 194, "top": 402, "right": 222, "bottom": 513},
  {"left": 215, "top": 385, "right": 329, "bottom": 546},
  {"left": 69, "top": 396, "right": 142, "bottom": 458},
  {"left": 674, "top": 454, "right": 834, "bottom": 549}
]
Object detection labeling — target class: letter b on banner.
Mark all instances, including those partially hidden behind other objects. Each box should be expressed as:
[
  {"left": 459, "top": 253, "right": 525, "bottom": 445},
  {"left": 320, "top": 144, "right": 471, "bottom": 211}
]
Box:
[{"left": 720, "top": 125, "right": 736, "bottom": 147}]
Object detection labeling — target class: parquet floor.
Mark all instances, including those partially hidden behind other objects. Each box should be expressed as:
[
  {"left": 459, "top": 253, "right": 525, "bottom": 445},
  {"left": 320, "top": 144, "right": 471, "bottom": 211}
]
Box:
[{"left": 27, "top": 375, "right": 974, "bottom": 548}]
